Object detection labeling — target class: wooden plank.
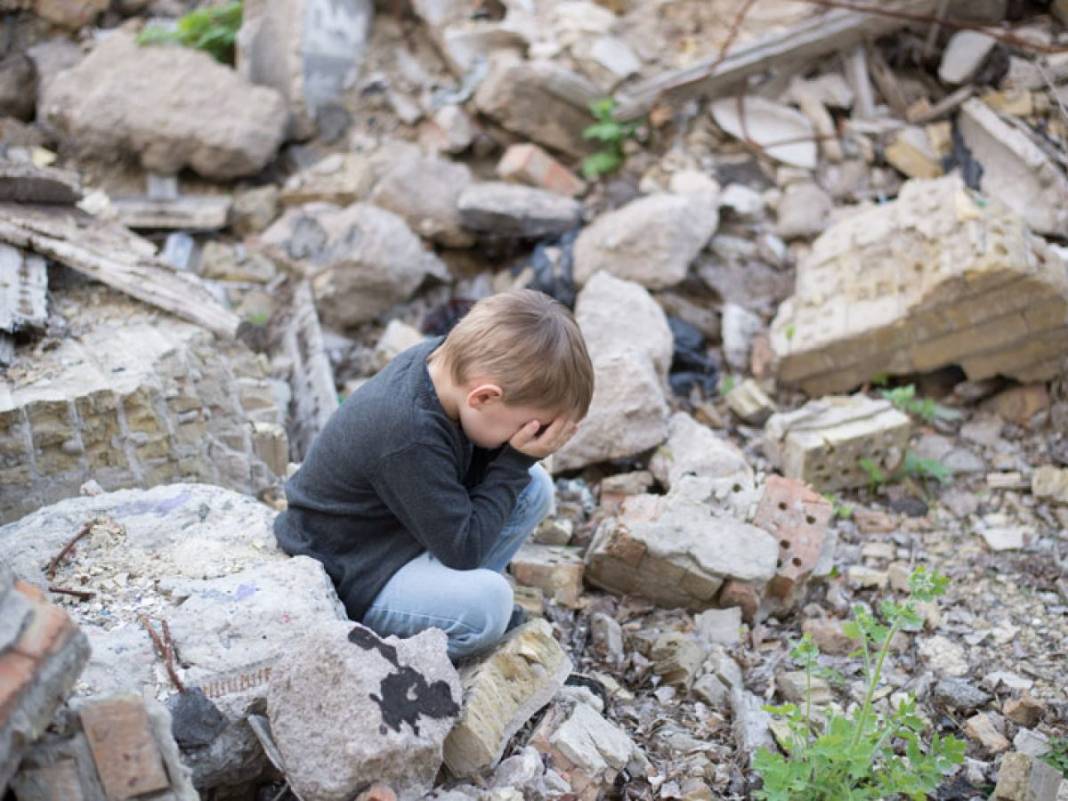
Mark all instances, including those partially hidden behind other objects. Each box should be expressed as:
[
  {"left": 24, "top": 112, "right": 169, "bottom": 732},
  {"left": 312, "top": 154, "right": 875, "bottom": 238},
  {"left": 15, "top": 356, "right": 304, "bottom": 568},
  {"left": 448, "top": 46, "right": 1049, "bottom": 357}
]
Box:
[
  {"left": 274, "top": 280, "right": 338, "bottom": 460},
  {"left": 79, "top": 696, "right": 171, "bottom": 801},
  {"left": 0, "top": 243, "right": 48, "bottom": 333},
  {"left": 0, "top": 203, "right": 240, "bottom": 338},
  {"left": 0, "top": 162, "right": 82, "bottom": 205},
  {"left": 614, "top": 0, "right": 938, "bottom": 120},
  {"left": 112, "top": 195, "right": 232, "bottom": 231}
]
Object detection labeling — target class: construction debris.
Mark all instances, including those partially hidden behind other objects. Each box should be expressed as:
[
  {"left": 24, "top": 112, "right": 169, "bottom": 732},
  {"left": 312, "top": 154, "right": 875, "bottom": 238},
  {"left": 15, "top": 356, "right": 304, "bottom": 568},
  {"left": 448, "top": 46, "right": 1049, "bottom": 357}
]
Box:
[
  {"left": 0, "top": 564, "right": 90, "bottom": 795},
  {"left": 443, "top": 619, "right": 572, "bottom": 777},
  {"left": 268, "top": 621, "right": 461, "bottom": 801},
  {"left": 771, "top": 177, "right": 1068, "bottom": 394}
]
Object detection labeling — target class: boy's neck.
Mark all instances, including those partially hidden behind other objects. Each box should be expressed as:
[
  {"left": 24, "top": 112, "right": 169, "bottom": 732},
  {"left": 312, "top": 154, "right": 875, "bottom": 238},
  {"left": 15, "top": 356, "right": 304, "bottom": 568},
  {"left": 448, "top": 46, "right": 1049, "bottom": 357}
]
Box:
[{"left": 427, "top": 349, "right": 461, "bottom": 421}]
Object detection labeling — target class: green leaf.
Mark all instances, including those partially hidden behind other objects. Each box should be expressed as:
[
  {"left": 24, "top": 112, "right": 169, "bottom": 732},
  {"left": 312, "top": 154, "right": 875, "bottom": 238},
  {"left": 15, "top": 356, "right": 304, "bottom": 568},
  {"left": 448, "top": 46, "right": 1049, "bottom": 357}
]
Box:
[{"left": 581, "top": 150, "right": 622, "bottom": 179}]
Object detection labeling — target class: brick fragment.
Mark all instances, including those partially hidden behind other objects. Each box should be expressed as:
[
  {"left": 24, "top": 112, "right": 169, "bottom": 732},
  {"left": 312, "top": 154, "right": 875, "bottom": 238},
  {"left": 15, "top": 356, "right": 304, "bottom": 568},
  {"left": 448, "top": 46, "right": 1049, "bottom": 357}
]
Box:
[
  {"left": 497, "top": 143, "right": 586, "bottom": 197},
  {"left": 752, "top": 476, "right": 831, "bottom": 605},
  {"left": 79, "top": 695, "right": 171, "bottom": 801}
]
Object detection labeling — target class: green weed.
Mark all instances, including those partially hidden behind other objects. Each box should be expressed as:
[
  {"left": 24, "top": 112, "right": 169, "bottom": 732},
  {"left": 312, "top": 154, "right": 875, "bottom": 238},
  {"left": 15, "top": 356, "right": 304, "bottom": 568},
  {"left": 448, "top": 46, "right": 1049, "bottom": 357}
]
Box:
[
  {"left": 754, "top": 567, "right": 965, "bottom": 801},
  {"left": 138, "top": 2, "right": 243, "bottom": 64},
  {"left": 581, "top": 99, "right": 639, "bottom": 180},
  {"left": 858, "top": 452, "right": 951, "bottom": 490},
  {"left": 880, "top": 384, "right": 941, "bottom": 424},
  {"left": 1043, "top": 736, "right": 1068, "bottom": 778}
]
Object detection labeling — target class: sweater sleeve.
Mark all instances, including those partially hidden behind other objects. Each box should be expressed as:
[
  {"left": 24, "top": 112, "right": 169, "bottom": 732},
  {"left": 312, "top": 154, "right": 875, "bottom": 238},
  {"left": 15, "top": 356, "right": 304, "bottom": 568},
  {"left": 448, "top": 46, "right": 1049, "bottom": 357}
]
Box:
[{"left": 370, "top": 441, "right": 538, "bottom": 570}]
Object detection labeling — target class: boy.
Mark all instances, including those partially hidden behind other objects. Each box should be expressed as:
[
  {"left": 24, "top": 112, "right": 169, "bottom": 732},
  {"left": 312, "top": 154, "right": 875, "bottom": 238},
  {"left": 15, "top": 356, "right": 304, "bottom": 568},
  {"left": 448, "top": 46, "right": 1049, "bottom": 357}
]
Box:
[{"left": 274, "top": 289, "right": 595, "bottom": 659}]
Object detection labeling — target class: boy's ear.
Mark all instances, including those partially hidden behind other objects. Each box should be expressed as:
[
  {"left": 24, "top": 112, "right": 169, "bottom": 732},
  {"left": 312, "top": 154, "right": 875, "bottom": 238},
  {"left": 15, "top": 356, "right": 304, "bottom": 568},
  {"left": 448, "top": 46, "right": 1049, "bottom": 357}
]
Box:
[{"left": 466, "top": 383, "right": 503, "bottom": 409}]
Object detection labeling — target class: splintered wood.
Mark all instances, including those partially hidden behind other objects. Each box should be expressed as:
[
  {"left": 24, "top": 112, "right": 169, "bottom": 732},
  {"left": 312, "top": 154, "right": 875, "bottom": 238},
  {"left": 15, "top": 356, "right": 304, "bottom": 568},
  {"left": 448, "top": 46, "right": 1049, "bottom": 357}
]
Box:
[
  {"left": 0, "top": 203, "right": 240, "bottom": 338},
  {"left": 770, "top": 176, "right": 1068, "bottom": 394}
]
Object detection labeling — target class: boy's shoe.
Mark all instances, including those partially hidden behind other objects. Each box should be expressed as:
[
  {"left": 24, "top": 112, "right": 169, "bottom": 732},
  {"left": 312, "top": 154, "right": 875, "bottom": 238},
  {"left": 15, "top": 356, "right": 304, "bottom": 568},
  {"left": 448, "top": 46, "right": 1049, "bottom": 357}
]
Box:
[{"left": 505, "top": 604, "right": 527, "bottom": 633}]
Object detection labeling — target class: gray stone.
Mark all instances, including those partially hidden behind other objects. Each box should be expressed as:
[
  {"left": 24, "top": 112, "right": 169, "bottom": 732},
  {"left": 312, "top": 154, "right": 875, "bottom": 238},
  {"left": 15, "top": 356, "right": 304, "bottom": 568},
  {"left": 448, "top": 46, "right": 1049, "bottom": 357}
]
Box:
[
  {"left": 918, "top": 635, "right": 969, "bottom": 677},
  {"left": 932, "top": 678, "right": 992, "bottom": 711},
  {"left": 731, "top": 688, "right": 775, "bottom": 761},
  {"left": 777, "top": 670, "right": 832, "bottom": 704},
  {"left": 553, "top": 273, "right": 672, "bottom": 472},
  {"left": 457, "top": 181, "right": 582, "bottom": 239},
  {"left": 939, "top": 31, "right": 997, "bottom": 85},
  {"left": 371, "top": 154, "right": 475, "bottom": 247},
  {"left": 474, "top": 60, "right": 597, "bottom": 158},
  {"left": 42, "top": 31, "right": 287, "bottom": 179},
  {"left": 237, "top": 0, "right": 373, "bottom": 139},
  {"left": 573, "top": 193, "right": 718, "bottom": 289},
  {"left": 268, "top": 620, "right": 461, "bottom": 801},
  {"left": 695, "top": 607, "right": 743, "bottom": 647},
  {"left": 722, "top": 303, "right": 763, "bottom": 372},
  {"left": 589, "top": 613, "right": 624, "bottom": 664},
  {"left": 257, "top": 202, "right": 448, "bottom": 328},
  {"left": 166, "top": 687, "right": 228, "bottom": 749},
  {"left": 776, "top": 181, "right": 832, "bottom": 239},
  {"left": 649, "top": 412, "right": 756, "bottom": 517},
  {"left": 0, "top": 483, "right": 348, "bottom": 793},
  {"left": 992, "top": 751, "right": 1063, "bottom": 801},
  {"left": 1014, "top": 729, "right": 1052, "bottom": 759},
  {"left": 0, "top": 54, "right": 35, "bottom": 120}
]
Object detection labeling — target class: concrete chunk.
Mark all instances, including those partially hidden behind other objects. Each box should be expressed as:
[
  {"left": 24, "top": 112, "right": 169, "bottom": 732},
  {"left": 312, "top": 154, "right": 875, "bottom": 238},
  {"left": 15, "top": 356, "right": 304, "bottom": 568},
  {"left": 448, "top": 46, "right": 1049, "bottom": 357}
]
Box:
[
  {"left": 443, "top": 619, "right": 572, "bottom": 777},
  {"left": 992, "top": 752, "right": 1064, "bottom": 801},
  {"left": 509, "top": 544, "right": 585, "bottom": 608},
  {"left": 764, "top": 395, "right": 911, "bottom": 491},
  {"left": 458, "top": 181, "right": 582, "bottom": 240},
  {"left": 771, "top": 176, "right": 1068, "bottom": 394}
]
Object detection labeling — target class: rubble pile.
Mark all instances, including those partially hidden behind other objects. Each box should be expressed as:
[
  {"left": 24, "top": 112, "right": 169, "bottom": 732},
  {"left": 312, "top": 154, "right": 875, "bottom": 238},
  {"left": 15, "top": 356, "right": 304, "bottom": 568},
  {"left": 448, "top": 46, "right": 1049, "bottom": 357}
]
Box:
[{"left": 1, "top": 0, "right": 1068, "bottom": 799}]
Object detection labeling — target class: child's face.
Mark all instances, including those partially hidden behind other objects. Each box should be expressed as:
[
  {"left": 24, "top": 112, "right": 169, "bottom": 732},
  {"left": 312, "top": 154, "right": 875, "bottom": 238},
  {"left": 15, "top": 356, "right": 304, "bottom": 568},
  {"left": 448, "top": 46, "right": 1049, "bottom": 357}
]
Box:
[{"left": 459, "top": 394, "right": 559, "bottom": 450}]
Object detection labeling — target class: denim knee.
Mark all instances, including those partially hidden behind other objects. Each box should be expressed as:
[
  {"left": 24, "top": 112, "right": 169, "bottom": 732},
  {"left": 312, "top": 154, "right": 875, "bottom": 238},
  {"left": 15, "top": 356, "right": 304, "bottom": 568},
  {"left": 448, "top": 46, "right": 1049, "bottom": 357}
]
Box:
[
  {"left": 522, "top": 464, "right": 556, "bottom": 523},
  {"left": 449, "top": 570, "right": 514, "bottom": 659}
]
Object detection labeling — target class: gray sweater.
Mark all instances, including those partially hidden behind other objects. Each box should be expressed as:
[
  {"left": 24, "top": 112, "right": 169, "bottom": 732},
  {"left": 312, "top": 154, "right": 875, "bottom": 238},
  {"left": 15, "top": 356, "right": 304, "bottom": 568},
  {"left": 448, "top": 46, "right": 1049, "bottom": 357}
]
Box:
[{"left": 274, "top": 337, "right": 538, "bottom": 621}]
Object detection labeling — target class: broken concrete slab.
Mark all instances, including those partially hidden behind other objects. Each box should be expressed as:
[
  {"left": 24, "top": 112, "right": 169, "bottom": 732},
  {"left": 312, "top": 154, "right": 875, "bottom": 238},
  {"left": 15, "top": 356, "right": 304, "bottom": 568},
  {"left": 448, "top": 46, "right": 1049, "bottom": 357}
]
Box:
[
  {"left": 764, "top": 395, "right": 911, "bottom": 492},
  {"left": 280, "top": 152, "right": 379, "bottom": 207},
  {"left": 443, "top": 618, "right": 572, "bottom": 777},
  {"left": 268, "top": 620, "right": 461, "bottom": 801},
  {"left": 648, "top": 412, "right": 756, "bottom": 517},
  {"left": 474, "top": 59, "right": 598, "bottom": 159},
  {"left": 256, "top": 201, "right": 448, "bottom": 328},
  {"left": 111, "top": 193, "right": 233, "bottom": 232},
  {"left": 775, "top": 181, "right": 832, "bottom": 240},
  {"left": 509, "top": 544, "right": 585, "bottom": 608},
  {"left": 457, "top": 181, "right": 582, "bottom": 240},
  {"left": 42, "top": 31, "right": 287, "bottom": 180},
  {"left": 0, "top": 161, "right": 82, "bottom": 205},
  {"left": 553, "top": 272, "right": 672, "bottom": 472},
  {"left": 0, "top": 483, "right": 348, "bottom": 792},
  {"left": 0, "top": 288, "right": 286, "bottom": 523},
  {"left": 959, "top": 99, "right": 1068, "bottom": 237},
  {"left": 772, "top": 176, "right": 1068, "bottom": 393},
  {"left": 0, "top": 574, "right": 90, "bottom": 795},
  {"left": 573, "top": 192, "right": 718, "bottom": 289},
  {"left": 237, "top": 0, "right": 373, "bottom": 139},
  {"left": 584, "top": 496, "right": 778, "bottom": 611}
]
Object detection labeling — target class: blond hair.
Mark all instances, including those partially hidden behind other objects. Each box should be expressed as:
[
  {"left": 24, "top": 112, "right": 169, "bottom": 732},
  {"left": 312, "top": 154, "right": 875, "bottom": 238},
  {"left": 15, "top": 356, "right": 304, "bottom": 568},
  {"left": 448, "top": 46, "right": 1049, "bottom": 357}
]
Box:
[{"left": 437, "top": 290, "right": 594, "bottom": 418}]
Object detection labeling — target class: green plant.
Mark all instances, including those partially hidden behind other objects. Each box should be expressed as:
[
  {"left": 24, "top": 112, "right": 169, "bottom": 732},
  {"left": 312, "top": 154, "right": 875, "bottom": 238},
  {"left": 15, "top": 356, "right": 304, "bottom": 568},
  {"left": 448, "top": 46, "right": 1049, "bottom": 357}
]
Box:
[
  {"left": 718, "top": 374, "right": 737, "bottom": 396},
  {"left": 754, "top": 567, "right": 965, "bottom": 801},
  {"left": 581, "top": 99, "right": 639, "bottom": 179},
  {"left": 880, "top": 384, "right": 941, "bottom": 423},
  {"left": 858, "top": 452, "right": 951, "bottom": 490},
  {"left": 823, "top": 493, "right": 853, "bottom": 520},
  {"left": 138, "top": 1, "right": 243, "bottom": 64},
  {"left": 1042, "top": 736, "right": 1068, "bottom": 778}
]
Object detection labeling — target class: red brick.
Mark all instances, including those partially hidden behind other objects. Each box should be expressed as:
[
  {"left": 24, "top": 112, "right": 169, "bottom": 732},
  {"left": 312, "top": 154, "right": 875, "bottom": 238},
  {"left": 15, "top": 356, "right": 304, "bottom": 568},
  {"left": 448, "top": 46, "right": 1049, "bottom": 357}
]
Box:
[
  {"left": 717, "top": 580, "right": 762, "bottom": 623},
  {"left": 497, "top": 143, "right": 586, "bottom": 197},
  {"left": 753, "top": 476, "right": 832, "bottom": 604},
  {"left": 14, "top": 603, "right": 77, "bottom": 660},
  {"left": 80, "top": 696, "right": 171, "bottom": 801},
  {"left": 0, "top": 651, "right": 37, "bottom": 723}
]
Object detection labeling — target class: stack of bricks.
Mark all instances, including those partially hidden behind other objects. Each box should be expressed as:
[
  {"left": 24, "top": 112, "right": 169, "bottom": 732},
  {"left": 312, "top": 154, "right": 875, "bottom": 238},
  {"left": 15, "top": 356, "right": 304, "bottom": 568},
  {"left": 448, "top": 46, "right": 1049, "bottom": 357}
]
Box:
[
  {"left": 0, "top": 564, "right": 89, "bottom": 794},
  {"left": 0, "top": 287, "right": 287, "bottom": 524},
  {"left": 771, "top": 175, "right": 1068, "bottom": 394},
  {"left": 10, "top": 694, "right": 199, "bottom": 801}
]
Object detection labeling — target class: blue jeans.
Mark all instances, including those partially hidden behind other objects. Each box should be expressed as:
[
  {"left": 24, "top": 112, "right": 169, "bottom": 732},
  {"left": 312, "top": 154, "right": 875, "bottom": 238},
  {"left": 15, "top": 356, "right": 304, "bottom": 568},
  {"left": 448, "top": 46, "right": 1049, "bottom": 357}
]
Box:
[{"left": 361, "top": 464, "right": 555, "bottom": 660}]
